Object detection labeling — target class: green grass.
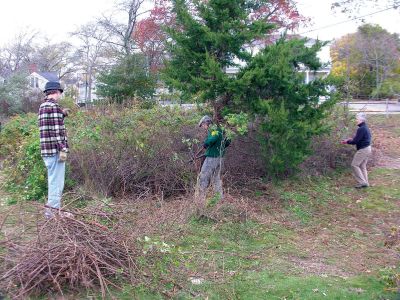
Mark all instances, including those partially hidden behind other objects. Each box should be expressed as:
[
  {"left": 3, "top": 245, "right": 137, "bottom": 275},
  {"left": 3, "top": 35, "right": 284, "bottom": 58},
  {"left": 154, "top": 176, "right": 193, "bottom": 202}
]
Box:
[
  {"left": 106, "top": 273, "right": 397, "bottom": 300},
  {"left": 356, "top": 169, "right": 400, "bottom": 212},
  {"left": 107, "top": 212, "right": 398, "bottom": 299},
  {"left": 102, "top": 212, "right": 398, "bottom": 299},
  {"left": 100, "top": 275, "right": 397, "bottom": 300},
  {"left": 179, "top": 272, "right": 396, "bottom": 300},
  {"left": 176, "top": 219, "right": 297, "bottom": 273},
  {"left": 274, "top": 176, "right": 348, "bottom": 225},
  {"left": 149, "top": 169, "right": 398, "bottom": 299},
  {"left": 359, "top": 187, "right": 399, "bottom": 211},
  {"left": 275, "top": 168, "right": 400, "bottom": 224}
]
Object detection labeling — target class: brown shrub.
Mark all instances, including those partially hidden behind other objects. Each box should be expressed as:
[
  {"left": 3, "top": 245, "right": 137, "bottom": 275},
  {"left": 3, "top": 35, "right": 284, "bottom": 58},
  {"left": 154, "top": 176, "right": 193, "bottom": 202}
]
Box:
[
  {"left": 66, "top": 106, "right": 358, "bottom": 198},
  {"left": 68, "top": 107, "right": 203, "bottom": 198}
]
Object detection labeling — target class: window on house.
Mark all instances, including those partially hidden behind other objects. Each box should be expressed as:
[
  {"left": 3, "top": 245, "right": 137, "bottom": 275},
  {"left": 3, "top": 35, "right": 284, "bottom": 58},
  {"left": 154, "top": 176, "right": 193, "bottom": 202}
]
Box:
[
  {"left": 30, "top": 77, "right": 35, "bottom": 87},
  {"left": 35, "top": 78, "right": 39, "bottom": 88}
]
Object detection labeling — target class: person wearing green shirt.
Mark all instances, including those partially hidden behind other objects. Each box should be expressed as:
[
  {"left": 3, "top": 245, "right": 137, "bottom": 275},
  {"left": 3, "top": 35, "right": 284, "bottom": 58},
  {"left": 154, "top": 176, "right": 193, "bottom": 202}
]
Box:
[{"left": 195, "top": 115, "right": 230, "bottom": 208}]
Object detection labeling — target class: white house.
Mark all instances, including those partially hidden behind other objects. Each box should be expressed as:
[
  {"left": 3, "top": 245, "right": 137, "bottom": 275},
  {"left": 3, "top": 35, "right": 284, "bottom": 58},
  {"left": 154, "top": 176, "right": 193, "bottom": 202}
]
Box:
[
  {"left": 26, "top": 71, "right": 99, "bottom": 106},
  {"left": 299, "top": 65, "right": 331, "bottom": 84},
  {"left": 226, "top": 36, "right": 331, "bottom": 82},
  {"left": 27, "top": 72, "right": 59, "bottom": 91}
]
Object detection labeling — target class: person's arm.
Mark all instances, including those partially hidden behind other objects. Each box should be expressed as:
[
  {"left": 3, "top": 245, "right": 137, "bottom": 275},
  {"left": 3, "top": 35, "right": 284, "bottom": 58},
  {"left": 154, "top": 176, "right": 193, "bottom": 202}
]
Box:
[
  {"left": 51, "top": 105, "right": 68, "bottom": 152},
  {"left": 347, "top": 127, "right": 364, "bottom": 145},
  {"left": 62, "top": 108, "right": 70, "bottom": 117}
]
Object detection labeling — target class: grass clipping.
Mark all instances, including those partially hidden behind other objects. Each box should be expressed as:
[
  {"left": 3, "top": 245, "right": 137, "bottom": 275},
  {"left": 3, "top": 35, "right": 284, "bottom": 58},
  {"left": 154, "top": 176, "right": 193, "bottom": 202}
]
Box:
[{"left": 0, "top": 212, "right": 139, "bottom": 299}]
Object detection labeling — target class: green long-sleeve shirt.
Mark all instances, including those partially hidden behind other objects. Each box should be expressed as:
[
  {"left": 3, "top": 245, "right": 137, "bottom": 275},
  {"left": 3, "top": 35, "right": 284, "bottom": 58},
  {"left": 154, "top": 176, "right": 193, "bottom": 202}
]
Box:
[{"left": 203, "top": 127, "right": 230, "bottom": 157}]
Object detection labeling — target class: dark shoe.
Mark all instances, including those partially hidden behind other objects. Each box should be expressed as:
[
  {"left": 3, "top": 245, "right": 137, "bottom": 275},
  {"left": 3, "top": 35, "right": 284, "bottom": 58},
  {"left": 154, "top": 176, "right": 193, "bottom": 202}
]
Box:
[{"left": 354, "top": 184, "right": 369, "bottom": 189}]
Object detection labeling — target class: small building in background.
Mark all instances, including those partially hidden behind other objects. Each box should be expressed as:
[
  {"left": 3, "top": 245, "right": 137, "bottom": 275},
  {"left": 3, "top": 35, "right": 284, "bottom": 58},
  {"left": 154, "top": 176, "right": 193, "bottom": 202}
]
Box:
[
  {"left": 225, "top": 36, "right": 331, "bottom": 83},
  {"left": 300, "top": 65, "right": 331, "bottom": 84},
  {"left": 27, "top": 72, "right": 59, "bottom": 91}
]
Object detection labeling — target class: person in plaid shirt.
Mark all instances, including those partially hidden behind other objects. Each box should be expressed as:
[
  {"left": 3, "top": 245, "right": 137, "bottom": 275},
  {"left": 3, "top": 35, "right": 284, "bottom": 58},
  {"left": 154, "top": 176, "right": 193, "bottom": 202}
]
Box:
[{"left": 38, "top": 81, "right": 70, "bottom": 218}]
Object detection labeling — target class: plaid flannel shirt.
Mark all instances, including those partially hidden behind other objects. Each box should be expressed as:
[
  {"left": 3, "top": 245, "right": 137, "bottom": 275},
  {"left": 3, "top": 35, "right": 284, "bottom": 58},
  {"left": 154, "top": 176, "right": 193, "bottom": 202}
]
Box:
[{"left": 38, "top": 98, "right": 69, "bottom": 157}]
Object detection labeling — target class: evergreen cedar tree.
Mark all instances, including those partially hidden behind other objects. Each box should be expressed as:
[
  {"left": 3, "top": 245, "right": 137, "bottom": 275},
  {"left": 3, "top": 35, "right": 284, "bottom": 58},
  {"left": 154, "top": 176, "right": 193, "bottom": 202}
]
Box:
[{"left": 141, "top": 0, "right": 334, "bottom": 176}]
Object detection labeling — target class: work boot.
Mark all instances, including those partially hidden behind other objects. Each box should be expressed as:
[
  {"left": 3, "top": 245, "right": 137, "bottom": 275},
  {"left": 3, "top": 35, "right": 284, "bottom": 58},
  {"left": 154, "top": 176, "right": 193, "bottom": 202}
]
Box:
[{"left": 354, "top": 184, "right": 369, "bottom": 189}]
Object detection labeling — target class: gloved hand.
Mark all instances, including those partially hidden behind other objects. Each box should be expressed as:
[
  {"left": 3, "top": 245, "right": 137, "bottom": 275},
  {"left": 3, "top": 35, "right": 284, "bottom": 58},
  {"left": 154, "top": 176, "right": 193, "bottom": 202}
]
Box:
[
  {"left": 62, "top": 108, "right": 70, "bottom": 116},
  {"left": 340, "top": 138, "right": 350, "bottom": 144},
  {"left": 59, "top": 151, "right": 68, "bottom": 162}
]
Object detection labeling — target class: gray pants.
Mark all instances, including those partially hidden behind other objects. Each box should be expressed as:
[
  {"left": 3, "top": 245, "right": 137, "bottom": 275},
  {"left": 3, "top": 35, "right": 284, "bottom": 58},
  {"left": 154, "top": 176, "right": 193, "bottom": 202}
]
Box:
[
  {"left": 195, "top": 157, "right": 223, "bottom": 205},
  {"left": 351, "top": 146, "right": 372, "bottom": 186}
]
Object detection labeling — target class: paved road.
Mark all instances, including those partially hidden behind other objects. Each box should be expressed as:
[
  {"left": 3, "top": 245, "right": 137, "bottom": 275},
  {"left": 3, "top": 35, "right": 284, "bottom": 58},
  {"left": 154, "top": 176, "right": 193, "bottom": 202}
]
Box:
[
  {"left": 340, "top": 101, "right": 400, "bottom": 114},
  {"left": 160, "top": 101, "right": 400, "bottom": 114}
]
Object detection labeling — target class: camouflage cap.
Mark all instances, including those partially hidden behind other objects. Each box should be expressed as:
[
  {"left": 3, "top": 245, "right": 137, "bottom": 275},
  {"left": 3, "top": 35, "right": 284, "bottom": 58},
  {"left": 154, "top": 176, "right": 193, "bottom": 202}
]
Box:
[{"left": 198, "top": 115, "right": 213, "bottom": 127}]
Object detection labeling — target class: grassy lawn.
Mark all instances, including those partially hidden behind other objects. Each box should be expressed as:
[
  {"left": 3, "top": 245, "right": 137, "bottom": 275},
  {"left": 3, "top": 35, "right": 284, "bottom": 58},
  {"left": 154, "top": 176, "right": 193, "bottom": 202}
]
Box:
[
  {"left": 104, "top": 167, "right": 398, "bottom": 299},
  {"left": 0, "top": 115, "right": 399, "bottom": 299}
]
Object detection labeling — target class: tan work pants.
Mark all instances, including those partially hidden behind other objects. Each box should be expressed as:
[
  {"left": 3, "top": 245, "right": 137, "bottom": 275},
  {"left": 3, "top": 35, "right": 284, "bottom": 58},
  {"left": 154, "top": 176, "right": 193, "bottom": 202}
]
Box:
[{"left": 351, "top": 146, "right": 372, "bottom": 186}]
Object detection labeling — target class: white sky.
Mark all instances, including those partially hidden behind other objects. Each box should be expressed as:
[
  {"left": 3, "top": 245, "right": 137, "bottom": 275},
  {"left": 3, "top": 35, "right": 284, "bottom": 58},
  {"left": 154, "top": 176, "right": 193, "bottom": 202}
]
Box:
[
  {"left": 0, "top": 0, "right": 115, "bottom": 43},
  {"left": 0, "top": 0, "right": 398, "bottom": 62},
  {"left": 296, "top": 0, "right": 399, "bottom": 40},
  {"left": 296, "top": 0, "right": 399, "bottom": 62}
]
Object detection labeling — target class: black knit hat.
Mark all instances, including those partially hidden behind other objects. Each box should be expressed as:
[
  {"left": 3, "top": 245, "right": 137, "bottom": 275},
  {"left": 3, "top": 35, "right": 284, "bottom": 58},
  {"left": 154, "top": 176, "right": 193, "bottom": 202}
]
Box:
[{"left": 43, "top": 81, "right": 63, "bottom": 93}]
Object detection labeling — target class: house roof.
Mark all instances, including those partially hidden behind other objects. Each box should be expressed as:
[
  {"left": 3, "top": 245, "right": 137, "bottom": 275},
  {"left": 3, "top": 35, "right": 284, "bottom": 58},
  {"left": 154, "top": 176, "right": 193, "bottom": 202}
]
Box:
[{"left": 36, "top": 72, "right": 59, "bottom": 82}]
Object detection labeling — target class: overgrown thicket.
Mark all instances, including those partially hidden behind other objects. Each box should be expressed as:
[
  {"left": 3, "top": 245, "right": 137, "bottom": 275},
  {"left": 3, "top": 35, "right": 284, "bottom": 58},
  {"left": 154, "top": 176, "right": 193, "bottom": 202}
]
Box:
[
  {"left": 67, "top": 106, "right": 203, "bottom": 197},
  {"left": 0, "top": 104, "right": 355, "bottom": 202},
  {"left": 0, "top": 73, "right": 44, "bottom": 118},
  {"left": 0, "top": 113, "right": 48, "bottom": 201},
  {"left": 0, "top": 105, "right": 205, "bottom": 200}
]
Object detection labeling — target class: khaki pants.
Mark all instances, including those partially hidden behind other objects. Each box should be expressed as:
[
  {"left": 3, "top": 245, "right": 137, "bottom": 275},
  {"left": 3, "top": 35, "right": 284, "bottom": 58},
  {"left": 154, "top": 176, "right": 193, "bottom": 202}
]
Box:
[
  {"left": 195, "top": 157, "right": 223, "bottom": 207},
  {"left": 351, "top": 146, "right": 372, "bottom": 186}
]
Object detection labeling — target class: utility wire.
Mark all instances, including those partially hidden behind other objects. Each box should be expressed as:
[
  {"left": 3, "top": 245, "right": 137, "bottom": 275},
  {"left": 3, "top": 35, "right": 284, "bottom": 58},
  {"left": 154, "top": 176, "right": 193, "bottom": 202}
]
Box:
[{"left": 297, "top": 5, "right": 398, "bottom": 35}]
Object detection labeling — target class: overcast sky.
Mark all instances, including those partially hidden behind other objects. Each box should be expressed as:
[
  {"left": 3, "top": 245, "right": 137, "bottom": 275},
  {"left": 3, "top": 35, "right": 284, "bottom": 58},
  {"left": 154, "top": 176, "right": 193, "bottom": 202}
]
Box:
[
  {"left": 0, "top": 0, "right": 398, "bottom": 62},
  {"left": 296, "top": 0, "right": 399, "bottom": 40}
]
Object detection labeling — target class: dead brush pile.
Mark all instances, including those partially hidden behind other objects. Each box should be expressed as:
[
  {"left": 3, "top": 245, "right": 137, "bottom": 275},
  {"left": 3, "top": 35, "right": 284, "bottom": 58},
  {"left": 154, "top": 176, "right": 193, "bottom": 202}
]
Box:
[
  {"left": 67, "top": 106, "right": 203, "bottom": 198},
  {"left": 0, "top": 209, "right": 140, "bottom": 299}
]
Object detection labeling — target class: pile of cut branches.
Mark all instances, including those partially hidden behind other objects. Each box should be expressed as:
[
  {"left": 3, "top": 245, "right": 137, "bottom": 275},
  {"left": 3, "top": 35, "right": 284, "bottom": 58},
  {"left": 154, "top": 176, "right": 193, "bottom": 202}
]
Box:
[{"left": 1, "top": 213, "right": 139, "bottom": 299}]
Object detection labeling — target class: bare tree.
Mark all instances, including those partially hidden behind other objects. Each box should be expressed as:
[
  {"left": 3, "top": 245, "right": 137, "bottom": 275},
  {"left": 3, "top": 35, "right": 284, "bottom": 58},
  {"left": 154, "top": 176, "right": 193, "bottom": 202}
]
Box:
[
  {"left": 0, "top": 30, "right": 38, "bottom": 76},
  {"left": 331, "top": 24, "right": 400, "bottom": 98},
  {"left": 71, "top": 23, "right": 113, "bottom": 102},
  {"left": 331, "top": 0, "right": 400, "bottom": 16},
  {"left": 355, "top": 25, "right": 400, "bottom": 94},
  {"left": 32, "top": 40, "right": 78, "bottom": 79},
  {"left": 97, "top": 0, "right": 148, "bottom": 55}
]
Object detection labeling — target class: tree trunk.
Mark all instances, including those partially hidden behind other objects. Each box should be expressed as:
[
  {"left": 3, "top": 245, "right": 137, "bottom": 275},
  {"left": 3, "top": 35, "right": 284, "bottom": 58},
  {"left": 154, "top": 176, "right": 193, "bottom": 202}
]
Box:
[
  {"left": 212, "top": 93, "right": 231, "bottom": 124},
  {"left": 375, "top": 52, "right": 380, "bottom": 97}
]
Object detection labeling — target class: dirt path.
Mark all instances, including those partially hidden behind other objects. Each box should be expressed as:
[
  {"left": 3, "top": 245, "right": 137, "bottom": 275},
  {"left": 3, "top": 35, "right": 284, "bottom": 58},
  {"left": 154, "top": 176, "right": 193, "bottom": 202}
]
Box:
[{"left": 376, "top": 156, "right": 400, "bottom": 169}]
